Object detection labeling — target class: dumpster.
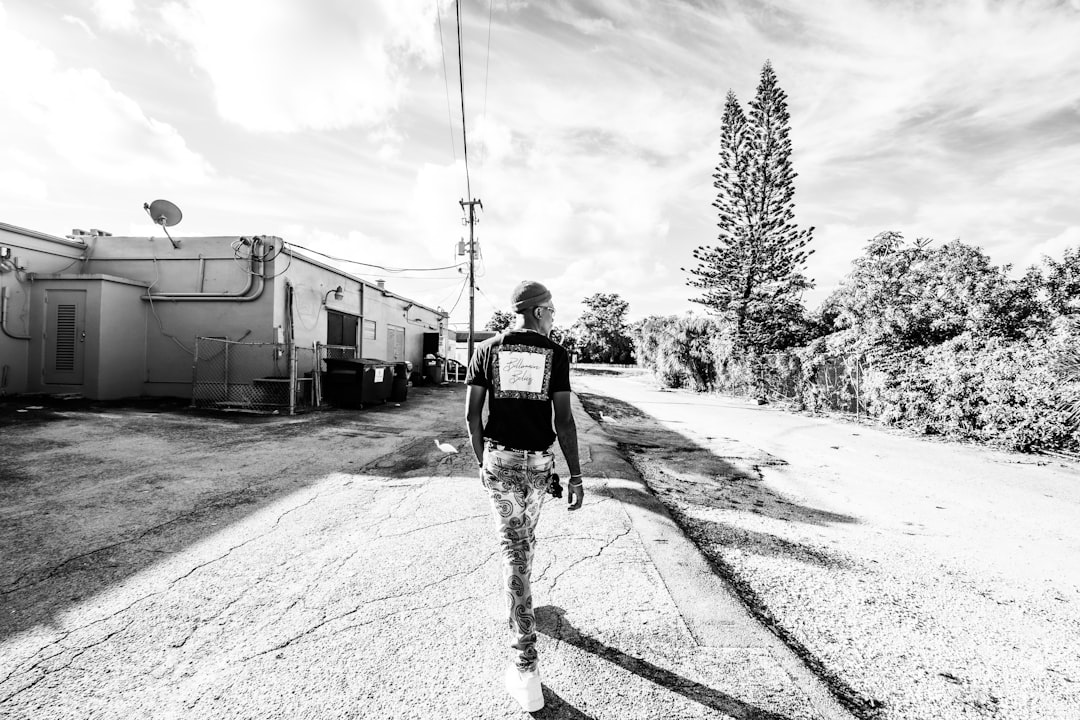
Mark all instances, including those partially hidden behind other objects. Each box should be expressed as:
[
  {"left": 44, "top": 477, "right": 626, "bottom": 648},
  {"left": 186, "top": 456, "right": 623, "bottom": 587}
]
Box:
[
  {"left": 322, "top": 358, "right": 394, "bottom": 408},
  {"left": 390, "top": 361, "right": 410, "bottom": 402},
  {"left": 423, "top": 354, "right": 445, "bottom": 384},
  {"left": 359, "top": 359, "right": 395, "bottom": 402}
]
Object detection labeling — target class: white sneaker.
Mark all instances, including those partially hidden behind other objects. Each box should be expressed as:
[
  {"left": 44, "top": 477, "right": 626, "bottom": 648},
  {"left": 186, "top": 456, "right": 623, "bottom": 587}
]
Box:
[{"left": 504, "top": 663, "right": 544, "bottom": 712}]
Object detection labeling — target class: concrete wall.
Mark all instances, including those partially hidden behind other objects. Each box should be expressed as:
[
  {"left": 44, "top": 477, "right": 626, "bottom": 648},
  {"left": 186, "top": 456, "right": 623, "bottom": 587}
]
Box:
[
  {"left": 25, "top": 274, "right": 148, "bottom": 399},
  {"left": 275, "top": 252, "right": 448, "bottom": 369},
  {"left": 0, "top": 224, "right": 88, "bottom": 396},
  {"left": 97, "top": 280, "right": 149, "bottom": 399},
  {"left": 89, "top": 235, "right": 277, "bottom": 397}
]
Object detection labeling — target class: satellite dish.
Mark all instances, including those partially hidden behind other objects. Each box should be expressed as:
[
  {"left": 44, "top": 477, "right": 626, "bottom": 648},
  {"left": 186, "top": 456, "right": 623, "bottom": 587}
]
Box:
[
  {"left": 143, "top": 199, "right": 182, "bottom": 248},
  {"left": 147, "top": 199, "right": 182, "bottom": 227}
]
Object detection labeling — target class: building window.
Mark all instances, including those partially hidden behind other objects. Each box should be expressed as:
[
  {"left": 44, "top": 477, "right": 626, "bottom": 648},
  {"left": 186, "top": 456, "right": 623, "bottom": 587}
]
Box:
[
  {"left": 327, "top": 310, "right": 358, "bottom": 348},
  {"left": 362, "top": 319, "right": 376, "bottom": 340}
]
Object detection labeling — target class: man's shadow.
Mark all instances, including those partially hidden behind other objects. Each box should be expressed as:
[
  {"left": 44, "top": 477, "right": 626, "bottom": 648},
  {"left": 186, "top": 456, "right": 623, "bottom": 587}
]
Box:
[{"left": 534, "top": 605, "right": 794, "bottom": 720}]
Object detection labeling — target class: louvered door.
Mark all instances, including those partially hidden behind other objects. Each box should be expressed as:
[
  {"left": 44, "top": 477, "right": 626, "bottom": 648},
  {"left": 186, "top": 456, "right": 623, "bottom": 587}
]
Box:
[{"left": 45, "top": 290, "right": 86, "bottom": 385}]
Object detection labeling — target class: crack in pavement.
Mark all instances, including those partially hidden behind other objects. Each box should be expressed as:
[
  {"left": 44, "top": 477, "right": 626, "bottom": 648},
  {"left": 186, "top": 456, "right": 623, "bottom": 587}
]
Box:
[
  {"left": 326, "top": 594, "right": 483, "bottom": 640},
  {"left": 547, "top": 527, "right": 634, "bottom": 595},
  {"left": 0, "top": 615, "right": 137, "bottom": 705},
  {"left": 1, "top": 491, "right": 324, "bottom": 691},
  {"left": 241, "top": 549, "right": 499, "bottom": 661},
  {"left": 2, "top": 469, "right": 334, "bottom": 597},
  {"left": 376, "top": 513, "right": 487, "bottom": 538}
]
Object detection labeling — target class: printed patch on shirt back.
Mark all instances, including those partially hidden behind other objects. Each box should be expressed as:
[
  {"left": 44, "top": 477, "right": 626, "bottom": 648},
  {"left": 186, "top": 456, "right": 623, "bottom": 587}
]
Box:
[{"left": 493, "top": 345, "right": 553, "bottom": 399}]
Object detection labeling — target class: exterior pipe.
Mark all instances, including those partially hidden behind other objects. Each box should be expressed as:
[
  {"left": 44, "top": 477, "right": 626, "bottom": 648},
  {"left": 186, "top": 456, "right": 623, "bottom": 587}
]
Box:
[
  {"left": 1, "top": 286, "right": 31, "bottom": 341},
  {"left": 142, "top": 245, "right": 265, "bottom": 302}
]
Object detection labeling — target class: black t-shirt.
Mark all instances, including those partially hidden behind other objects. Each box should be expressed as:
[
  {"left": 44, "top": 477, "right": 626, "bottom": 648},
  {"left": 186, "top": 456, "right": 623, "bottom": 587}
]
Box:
[{"left": 466, "top": 329, "right": 572, "bottom": 451}]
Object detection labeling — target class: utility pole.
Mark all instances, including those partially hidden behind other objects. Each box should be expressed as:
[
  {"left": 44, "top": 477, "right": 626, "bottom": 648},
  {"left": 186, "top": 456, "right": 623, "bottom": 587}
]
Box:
[{"left": 460, "top": 198, "right": 482, "bottom": 363}]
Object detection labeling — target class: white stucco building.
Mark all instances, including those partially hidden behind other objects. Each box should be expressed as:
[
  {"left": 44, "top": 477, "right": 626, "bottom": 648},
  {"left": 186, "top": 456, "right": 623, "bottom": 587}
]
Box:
[{"left": 0, "top": 221, "right": 451, "bottom": 404}]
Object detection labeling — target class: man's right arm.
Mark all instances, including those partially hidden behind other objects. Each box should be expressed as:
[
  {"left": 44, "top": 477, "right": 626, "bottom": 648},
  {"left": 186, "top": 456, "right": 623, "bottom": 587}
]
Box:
[{"left": 466, "top": 384, "right": 487, "bottom": 467}]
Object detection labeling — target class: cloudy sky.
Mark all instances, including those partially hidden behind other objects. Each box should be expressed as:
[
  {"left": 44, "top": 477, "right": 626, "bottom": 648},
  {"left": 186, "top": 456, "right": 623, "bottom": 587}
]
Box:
[{"left": 2, "top": 0, "right": 1079, "bottom": 329}]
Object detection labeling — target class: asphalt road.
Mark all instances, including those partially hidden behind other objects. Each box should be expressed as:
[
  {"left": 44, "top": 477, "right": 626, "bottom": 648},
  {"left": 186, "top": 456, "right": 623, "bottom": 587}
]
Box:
[
  {"left": 572, "top": 369, "right": 1080, "bottom": 720},
  {"left": 572, "top": 370, "right": 1080, "bottom": 589},
  {"left": 0, "top": 383, "right": 853, "bottom": 720}
]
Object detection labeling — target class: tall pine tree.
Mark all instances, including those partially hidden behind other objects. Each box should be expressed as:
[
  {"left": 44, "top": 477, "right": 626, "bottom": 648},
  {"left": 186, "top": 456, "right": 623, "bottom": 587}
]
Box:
[{"left": 685, "top": 61, "right": 814, "bottom": 352}]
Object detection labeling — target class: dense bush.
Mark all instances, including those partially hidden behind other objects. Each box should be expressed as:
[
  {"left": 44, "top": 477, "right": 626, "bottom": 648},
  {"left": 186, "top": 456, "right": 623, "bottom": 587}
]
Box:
[
  {"left": 642, "top": 232, "right": 1080, "bottom": 453},
  {"left": 866, "top": 327, "right": 1079, "bottom": 451},
  {"left": 632, "top": 315, "right": 723, "bottom": 391}
]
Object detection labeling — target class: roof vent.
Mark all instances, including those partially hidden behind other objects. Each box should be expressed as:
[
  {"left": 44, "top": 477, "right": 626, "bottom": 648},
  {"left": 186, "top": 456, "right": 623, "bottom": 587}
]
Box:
[{"left": 376, "top": 279, "right": 386, "bottom": 290}]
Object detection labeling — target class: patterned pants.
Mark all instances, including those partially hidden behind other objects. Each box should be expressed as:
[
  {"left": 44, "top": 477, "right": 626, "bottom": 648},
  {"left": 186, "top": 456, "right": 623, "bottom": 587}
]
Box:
[{"left": 481, "top": 445, "right": 555, "bottom": 672}]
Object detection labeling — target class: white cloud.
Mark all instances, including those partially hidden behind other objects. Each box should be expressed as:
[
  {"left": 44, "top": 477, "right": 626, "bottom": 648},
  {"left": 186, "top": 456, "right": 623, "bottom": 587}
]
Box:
[
  {"left": 161, "top": 0, "right": 442, "bottom": 133},
  {"left": 90, "top": 0, "right": 136, "bottom": 32},
  {"left": 1, "top": 5, "right": 214, "bottom": 186},
  {"left": 62, "top": 14, "right": 97, "bottom": 38},
  {"left": 1023, "top": 226, "right": 1080, "bottom": 267},
  {"left": 6, "top": 0, "right": 1080, "bottom": 329}
]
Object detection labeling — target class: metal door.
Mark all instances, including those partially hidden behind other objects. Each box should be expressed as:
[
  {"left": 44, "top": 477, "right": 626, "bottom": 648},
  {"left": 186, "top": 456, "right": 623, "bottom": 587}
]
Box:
[
  {"left": 387, "top": 325, "right": 405, "bottom": 362},
  {"left": 45, "top": 289, "right": 86, "bottom": 385}
]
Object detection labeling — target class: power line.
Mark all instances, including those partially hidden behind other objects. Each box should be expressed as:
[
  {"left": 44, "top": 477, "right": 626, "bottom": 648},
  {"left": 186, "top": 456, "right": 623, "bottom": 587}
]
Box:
[
  {"left": 437, "top": 277, "right": 468, "bottom": 309},
  {"left": 349, "top": 273, "right": 467, "bottom": 281},
  {"left": 448, "top": 274, "right": 470, "bottom": 314},
  {"left": 480, "top": 0, "right": 493, "bottom": 168},
  {"left": 435, "top": 0, "right": 457, "bottom": 162},
  {"left": 285, "top": 241, "right": 467, "bottom": 273},
  {"left": 476, "top": 285, "right": 501, "bottom": 313},
  {"left": 456, "top": 0, "right": 472, "bottom": 201}
]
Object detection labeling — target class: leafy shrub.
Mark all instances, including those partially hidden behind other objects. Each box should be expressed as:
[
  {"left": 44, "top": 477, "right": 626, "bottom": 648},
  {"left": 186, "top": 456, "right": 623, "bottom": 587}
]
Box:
[{"left": 869, "top": 328, "right": 1080, "bottom": 451}]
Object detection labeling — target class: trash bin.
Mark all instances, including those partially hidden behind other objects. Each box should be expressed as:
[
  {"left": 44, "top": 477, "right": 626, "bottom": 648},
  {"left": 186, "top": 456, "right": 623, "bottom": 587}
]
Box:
[
  {"left": 390, "top": 361, "right": 409, "bottom": 402},
  {"left": 359, "top": 359, "right": 394, "bottom": 403},
  {"left": 322, "top": 358, "right": 394, "bottom": 408},
  {"left": 423, "top": 354, "right": 445, "bottom": 384}
]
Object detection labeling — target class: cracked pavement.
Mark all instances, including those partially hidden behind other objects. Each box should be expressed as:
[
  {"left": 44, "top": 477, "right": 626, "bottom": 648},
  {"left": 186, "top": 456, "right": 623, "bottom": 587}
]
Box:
[{"left": 1, "top": 384, "right": 852, "bottom": 719}]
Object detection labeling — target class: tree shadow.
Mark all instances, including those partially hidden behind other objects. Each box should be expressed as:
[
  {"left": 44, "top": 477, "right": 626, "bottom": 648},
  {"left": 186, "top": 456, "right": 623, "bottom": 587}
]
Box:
[
  {"left": 536, "top": 605, "right": 796, "bottom": 720},
  {"left": 577, "top": 392, "right": 857, "bottom": 528},
  {"left": 0, "top": 384, "right": 467, "bottom": 642},
  {"left": 600, "top": 484, "right": 853, "bottom": 570}
]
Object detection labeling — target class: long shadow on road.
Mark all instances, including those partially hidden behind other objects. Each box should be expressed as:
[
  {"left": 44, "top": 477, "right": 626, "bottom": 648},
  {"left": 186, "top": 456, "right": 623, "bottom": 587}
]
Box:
[
  {"left": 577, "top": 391, "right": 882, "bottom": 719},
  {"left": 577, "top": 391, "right": 856, "bottom": 528},
  {"left": 536, "top": 605, "right": 796, "bottom": 720}
]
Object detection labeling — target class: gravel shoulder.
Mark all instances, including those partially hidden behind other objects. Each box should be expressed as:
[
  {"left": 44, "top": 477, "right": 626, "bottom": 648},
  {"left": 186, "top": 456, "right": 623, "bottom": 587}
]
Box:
[{"left": 574, "top": 370, "right": 1080, "bottom": 720}]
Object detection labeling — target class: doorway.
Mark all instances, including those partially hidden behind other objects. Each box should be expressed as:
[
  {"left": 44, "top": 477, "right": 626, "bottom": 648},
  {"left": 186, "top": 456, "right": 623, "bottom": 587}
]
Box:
[{"left": 44, "top": 289, "right": 86, "bottom": 385}]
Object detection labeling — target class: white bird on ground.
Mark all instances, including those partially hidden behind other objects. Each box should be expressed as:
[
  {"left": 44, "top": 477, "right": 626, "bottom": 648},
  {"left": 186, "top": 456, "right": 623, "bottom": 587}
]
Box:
[{"left": 434, "top": 439, "right": 459, "bottom": 454}]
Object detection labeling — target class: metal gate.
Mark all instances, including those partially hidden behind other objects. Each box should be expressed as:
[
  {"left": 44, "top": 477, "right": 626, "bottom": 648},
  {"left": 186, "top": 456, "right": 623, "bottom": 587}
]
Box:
[{"left": 191, "top": 337, "right": 315, "bottom": 414}]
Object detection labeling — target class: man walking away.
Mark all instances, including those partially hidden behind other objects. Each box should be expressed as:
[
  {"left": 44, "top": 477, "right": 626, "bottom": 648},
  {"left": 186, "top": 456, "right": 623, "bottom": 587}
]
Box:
[{"left": 465, "top": 280, "right": 583, "bottom": 712}]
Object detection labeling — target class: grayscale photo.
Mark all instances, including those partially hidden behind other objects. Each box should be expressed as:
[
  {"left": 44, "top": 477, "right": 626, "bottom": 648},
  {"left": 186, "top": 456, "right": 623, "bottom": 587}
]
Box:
[{"left": 1, "top": 1, "right": 1078, "bottom": 719}]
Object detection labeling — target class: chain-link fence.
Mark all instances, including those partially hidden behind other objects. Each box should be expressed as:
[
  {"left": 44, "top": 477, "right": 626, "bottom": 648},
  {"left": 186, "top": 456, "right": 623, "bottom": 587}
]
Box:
[
  {"left": 714, "top": 353, "right": 869, "bottom": 417},
  {"left": 192, "top": 337, "right": 315, "bottom": 414},
  {"left": 310, "top": 343, "right": 357, "bottom": 407}
]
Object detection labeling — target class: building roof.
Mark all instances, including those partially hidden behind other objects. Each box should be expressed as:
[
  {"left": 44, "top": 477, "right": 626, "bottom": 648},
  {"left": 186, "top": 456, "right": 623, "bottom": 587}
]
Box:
[
  {"left": 285, "top": 245, "right": 448, "bottom": 318},
  {"left": 0, "top": 221, "right": 87, "bottom": 248}
]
